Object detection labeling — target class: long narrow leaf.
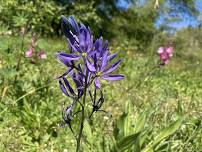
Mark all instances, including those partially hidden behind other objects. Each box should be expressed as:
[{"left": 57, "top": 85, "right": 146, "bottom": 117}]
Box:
[
  {"left": 134, "top": 113, "right": 147, "bottom": 133},
  {"left": 116, "top": 132, "right": 141, "bottom": 152},
  {"left": 142, "top": 117, "right": 183, "bottom": 152}
]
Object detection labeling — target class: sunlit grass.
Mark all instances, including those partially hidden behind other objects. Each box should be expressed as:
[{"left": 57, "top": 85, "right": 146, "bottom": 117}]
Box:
[{"left": 0, "top": 35, "right": 202, "bottom": 151}]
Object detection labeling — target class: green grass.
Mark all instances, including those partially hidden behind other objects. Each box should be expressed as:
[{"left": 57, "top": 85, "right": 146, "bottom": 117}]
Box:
[{"left": 0, "top": 35, "right": 202, "bottom": 152}]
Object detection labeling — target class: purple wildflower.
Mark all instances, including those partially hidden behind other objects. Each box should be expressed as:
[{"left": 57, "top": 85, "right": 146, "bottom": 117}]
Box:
[
  {"left": 86, "top": 44, "right": 124, "bottom": 88},
  {"left": 56, "top": 15, "right": 124, "bottom": 126}
]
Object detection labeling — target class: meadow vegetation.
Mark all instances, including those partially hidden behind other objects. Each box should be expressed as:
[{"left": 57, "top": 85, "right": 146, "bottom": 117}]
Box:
[{"left": 0, "top": 0, "right": 202, "bottom": 151}]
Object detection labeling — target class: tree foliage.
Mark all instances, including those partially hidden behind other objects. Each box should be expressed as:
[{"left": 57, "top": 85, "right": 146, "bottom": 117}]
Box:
[{"left": 0, "top": 0, "right": 200, "bottom": 41}]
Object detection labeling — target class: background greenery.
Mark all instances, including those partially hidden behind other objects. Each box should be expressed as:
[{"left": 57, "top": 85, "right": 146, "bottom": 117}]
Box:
[{"left": 0, "top": 0, "right": 202, "bottom": 151}]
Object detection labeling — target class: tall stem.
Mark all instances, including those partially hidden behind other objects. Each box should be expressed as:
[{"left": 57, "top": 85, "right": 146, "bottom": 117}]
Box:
[
  {"left": 14, "top": 31, "right": 25, "bottom": 87},
  {"left": 76, "top": 71, "right": 88, "bottom": 152}
]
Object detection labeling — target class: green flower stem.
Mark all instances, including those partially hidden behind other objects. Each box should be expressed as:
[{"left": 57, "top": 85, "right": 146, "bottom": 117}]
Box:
[{"left": 76, "top": 71, "right": 88, "bottom": 152}]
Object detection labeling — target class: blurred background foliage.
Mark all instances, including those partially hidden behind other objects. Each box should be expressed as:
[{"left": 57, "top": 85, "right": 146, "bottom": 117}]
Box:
[
  {"left": 0, "top": 0, "right": 199, "bottom": 50},
  {"left": 1, "top": 0, "right": 202, "bottom": 151},
  {"left": 0, "top": 0, "right": 201, "bottom": 53}
]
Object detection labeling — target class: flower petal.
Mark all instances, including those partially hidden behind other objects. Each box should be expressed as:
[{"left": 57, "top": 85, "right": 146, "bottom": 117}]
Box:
[
  {"left": 63, "top": 104, "right": 73, "bottom": 116},
  {"left": 103, "top": 59, "right": 122, "bottom": 75},
  {"left": 166, "top": 46, "right": 173, "bottom": 54},
  {"left": 63, "top": 77, "right": 75, "bottom": 95},
  {"left": 79, "top": 26, "right": 93, "bottom": 53},
  {"left": 86, "top": 59, "right": 96, "bottom": 72},
  {"left": 94, "top": 78, "right": 101, "bottom": 88},
  {"left": 160, "top": 52, "right": 169, "bottom": 60},
  {"left": 61, "top": 16, "right": 76, "bottom": 44},
  {"left": 157, "top": 47, "right": 164, "bottom": 54},
  {"left": 72, "top": 73, "right": 84, "bottom": 97},
  {"left": 67, "top": 38, "right": 76, "bottom": 53},
  {"left": 79, "top": 29, "right": 86, "bottom": 50},
  {"left": 61, "top": 15, "right": 79, "bottom": 35},
  {"left": 101, "top": 40, "right": 109, "bottom": 56},
  {"left": 25, "top": 48, "right": 33, "bottom": 58},
  {"left": 101, "top": 74, "right": 125, "bottom": 81},
  {"left": 95, "top": 37, "right": 103, "bottom": 52},
  {"left": 107, "top": 52, "right": 118, "bottom": 61},
  {"left": 67, "top": 16, "right": 79, "bottom": 34},
  {"left": 57, "top": 52, "right": 80, "bottom": 61},
  {"left": 86, "top": 30, "right": 93, "bottom": 52},
  {"left": 74, "top": 44, "right": 83, "bottom": 53},
  {"left": 59, "top": 79, "right": 70, "bottom": 97},
  {"left": 101, "top": 52, "right": 108, "bottom": 71}
]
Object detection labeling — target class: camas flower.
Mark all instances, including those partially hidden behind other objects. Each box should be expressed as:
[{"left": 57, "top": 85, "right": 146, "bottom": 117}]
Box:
[
  {"left": 58, "top": 15, "right": 124, "bottom": 89},
  {"left": 57, "top": 15, "right": 125, "bottom": 125},
  {"left": 87, "top": 50, "right": 124, "bottom": 88}
]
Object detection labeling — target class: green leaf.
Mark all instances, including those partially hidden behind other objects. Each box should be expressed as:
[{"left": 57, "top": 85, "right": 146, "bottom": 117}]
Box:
[
  {"left": 142, "top": 117, "right": 183, "bottom": 152},
  {"left": 0, "top": 67, "right": 18, "bottom": 78},
  {"left": 133, "top": 133, "right": 141, "bottom": 152},
  {"left": 177, "top": 100, "right": 183, "bottom": 116},
  {"left": 116, "top": 132, "right": 141, "bottom": 152},
  {"left": 134, "top": 112, "right": 147, "bottom": 133},
  {"left": 114, "top": 112, "right": 127, "bottom": 140}
]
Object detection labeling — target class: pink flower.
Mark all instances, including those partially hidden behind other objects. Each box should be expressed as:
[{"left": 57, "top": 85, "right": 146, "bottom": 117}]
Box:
[
  {"left": 25, "top": 48, "right": 33, "bottom": 57},
  {"left": 38, "top": 51, "right": 47, "bottom": 59},
  {"left": 157, "top": 46, "right": 173, "bottom": 65},
  {"left": 165, "top": 46, "right": 173, "bottom": 57},
  {"left": 157, "top": 47, "right": 164, "bottom": 54}
]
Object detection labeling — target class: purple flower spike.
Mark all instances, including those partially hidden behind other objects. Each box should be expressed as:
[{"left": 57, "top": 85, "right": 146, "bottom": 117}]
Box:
[{"left": 57, "top": 16, "right": 125, "bottom": 127}]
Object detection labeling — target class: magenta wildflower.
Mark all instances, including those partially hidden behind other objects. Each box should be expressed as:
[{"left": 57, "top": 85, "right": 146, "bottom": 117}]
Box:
[
  {"left": 157, "top": 46, "right": 173, "bottom": 65},
  {"left": 25, "top": 48, "right": 33, "bottom": 58},
  {"left": 38, "top": 51, "right": 47, "bottom": 59},
  {"left": 166, "top": 46, "right": 173, "bottom": 57},
  {"left": 25, "top": 34, "right": 47, "bottom": 64}
]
